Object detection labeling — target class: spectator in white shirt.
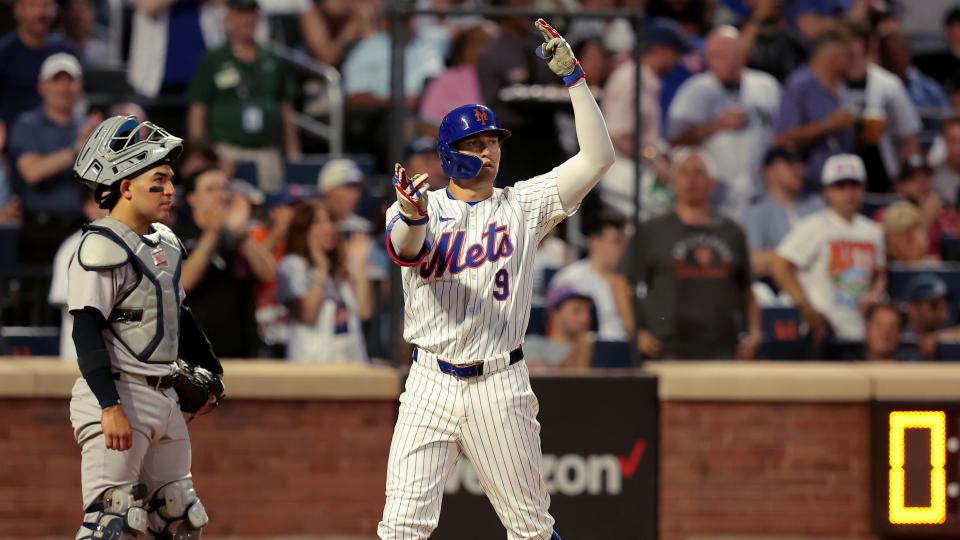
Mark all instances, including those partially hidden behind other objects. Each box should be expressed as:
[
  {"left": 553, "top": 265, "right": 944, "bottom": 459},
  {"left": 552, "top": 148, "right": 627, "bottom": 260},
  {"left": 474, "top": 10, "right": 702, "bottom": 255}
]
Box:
[
  {"left": 667, "top": 25, "right": 781, "bottom": 219},
  {"left": 548, "top": 212, "right": 632, "bottom": 342},
  {"left": 772, "top": 153, "right": 886, "bottom": 351}
]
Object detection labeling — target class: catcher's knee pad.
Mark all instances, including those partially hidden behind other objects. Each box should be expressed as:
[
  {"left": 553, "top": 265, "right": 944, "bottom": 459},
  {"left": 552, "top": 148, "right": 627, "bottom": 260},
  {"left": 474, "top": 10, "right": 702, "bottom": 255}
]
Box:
[
  {"left": 79, "top": 483, "right": 149, "bottom": 540},
  {"left": 147, "top": 479, "right": 209, "bottom": 539}
]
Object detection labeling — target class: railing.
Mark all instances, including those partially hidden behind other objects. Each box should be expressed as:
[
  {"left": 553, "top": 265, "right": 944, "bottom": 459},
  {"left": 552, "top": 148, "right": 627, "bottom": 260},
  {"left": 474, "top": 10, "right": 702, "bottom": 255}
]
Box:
[{"left": 271, "top": 42, "right": 345, "bottom": 156}]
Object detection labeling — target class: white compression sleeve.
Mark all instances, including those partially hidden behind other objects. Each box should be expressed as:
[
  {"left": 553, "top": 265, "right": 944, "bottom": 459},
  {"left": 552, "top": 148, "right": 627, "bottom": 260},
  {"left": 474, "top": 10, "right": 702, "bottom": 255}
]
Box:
[
  {"left": 555, "top": 79, "right": 616, "bottom": 212},
  {"left": 389, "top": 218, "right": 427, "bottom": 261}
]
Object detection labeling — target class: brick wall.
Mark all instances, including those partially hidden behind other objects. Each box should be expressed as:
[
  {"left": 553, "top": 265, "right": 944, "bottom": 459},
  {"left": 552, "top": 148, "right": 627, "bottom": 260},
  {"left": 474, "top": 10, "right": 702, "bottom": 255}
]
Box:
[
  {"left": 660, "top": 401, "right": 874, "bottom": 540},
  {"left": 0, "top": 398, "right": 395, "bottom": 537}
]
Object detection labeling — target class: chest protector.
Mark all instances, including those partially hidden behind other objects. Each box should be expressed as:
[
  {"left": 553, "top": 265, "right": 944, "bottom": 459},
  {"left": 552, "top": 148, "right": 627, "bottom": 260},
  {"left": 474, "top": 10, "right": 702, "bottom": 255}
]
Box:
[{"left": 77, "top": 217, "right": 186, "bottom": 364}]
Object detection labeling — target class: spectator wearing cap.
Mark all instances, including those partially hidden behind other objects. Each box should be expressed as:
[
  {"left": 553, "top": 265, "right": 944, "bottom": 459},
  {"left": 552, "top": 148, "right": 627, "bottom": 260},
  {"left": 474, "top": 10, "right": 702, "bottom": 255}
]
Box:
[
  {"left": 524, "top": 287, "right": 595, "bottom": 370},
  {"left": 187, "top": 0, "right": 300, "bottom": 192},
  {"left": 774, "top": 26, "right": 857, "bottom": 193},
  {"left": 634, "top": 148, "right": 760, "bottom": 360},
  {"left": 743, "top": 146, "right": 825, "bottom": 278},
  {"left": 403, "top": 136, "right": 447, "bottom": 192},
  {"left": 317, "top": 158, "right": 367, "bottom": 229},
  {"left": 666, "top": 25, "right": 781, "bottom": 219},
  {"left": 8, "top": 52, "right": 101, "bottom": 267},
  {"left": 933, "top": 114, "right": 960, "bottom": 208},
  {"left": 773, "top": 153, "right": 886, "bottom": 352},
  {"left": 176, "top": 166, "right": 277, "bottom": 357},
  {"left": 902, "top": 273, "right": 955, "bottom": 360},
  {"left": 0, "top": 0, "right": 76, "bottom": 128},
  {"left": 549, "top": 212, "right": 632, "bottom": 344},
  {"left": 875, "top": 154, "right": 957, "bottom": 257},
  {"left": 418, "top": 25, "right": 492, "bottom": 133},
  {"left": 882, "top": 201, "right": 932, "bottom": 264},
  {"left": 277, "top": 199, "right": 373, "bottom": 363},
  {"left": 843, "top": 20, "right": 920, "bottom": 193},
  {"left": 603, "top": 18, "right": 689, "bottom": 160}
]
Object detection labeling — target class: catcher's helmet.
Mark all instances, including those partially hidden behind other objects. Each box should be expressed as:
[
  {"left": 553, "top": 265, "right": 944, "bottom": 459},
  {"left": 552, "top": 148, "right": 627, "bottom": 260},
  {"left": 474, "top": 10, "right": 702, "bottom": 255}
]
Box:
[
  {"left": 74, "top": 115, "right": 183, "bottom": 208},
  {"left": 437, "top": 104, "right": 511, "bottom": 180}
]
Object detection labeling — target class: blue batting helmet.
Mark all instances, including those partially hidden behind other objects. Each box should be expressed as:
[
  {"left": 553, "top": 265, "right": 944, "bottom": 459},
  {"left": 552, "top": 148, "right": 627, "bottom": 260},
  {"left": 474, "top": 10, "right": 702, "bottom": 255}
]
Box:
[{"left": 437, "top": 104, "right": 511, "bottom": 179}]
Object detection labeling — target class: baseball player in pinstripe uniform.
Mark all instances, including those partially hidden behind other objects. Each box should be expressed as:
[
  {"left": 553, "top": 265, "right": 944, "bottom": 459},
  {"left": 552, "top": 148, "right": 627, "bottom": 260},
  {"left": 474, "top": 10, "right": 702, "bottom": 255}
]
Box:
[{"left": 378, "top": 19, "right": 615, "bottom": 540}]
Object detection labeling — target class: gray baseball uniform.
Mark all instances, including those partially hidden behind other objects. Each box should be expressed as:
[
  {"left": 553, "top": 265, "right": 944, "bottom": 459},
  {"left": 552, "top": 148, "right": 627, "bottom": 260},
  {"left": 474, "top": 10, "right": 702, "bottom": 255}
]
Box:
[{"left": 68, "top": 216, "right": 205, "bottom": 538}]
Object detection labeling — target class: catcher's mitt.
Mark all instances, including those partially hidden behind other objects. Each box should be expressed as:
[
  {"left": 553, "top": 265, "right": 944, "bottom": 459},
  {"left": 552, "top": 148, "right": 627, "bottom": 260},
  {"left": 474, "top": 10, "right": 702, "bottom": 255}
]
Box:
[{"left": 173, "top": 359, "right": 225, "bottom": 414}]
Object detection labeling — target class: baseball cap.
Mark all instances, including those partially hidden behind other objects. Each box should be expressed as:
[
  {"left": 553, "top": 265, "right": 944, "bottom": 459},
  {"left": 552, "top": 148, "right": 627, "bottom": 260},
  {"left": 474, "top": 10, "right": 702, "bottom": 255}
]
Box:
[
  {"left": 265, "top": 183, "right": 314, "bottom": 210},
  {"left": 39, "top": 53, "right": 82, "bottom": 81},
  {"left": 762, "top": 146, "right": 800, "bottom": 167},
  {"left": 898, "top": 154, "right": 932, "bottom": 181},
  {"left": 405, "top": 136, "right": 437, "bottom": 159},
  {"left": 227, "top": 0, "right": 258, "bottom": 8},
  {"left": 317, "top": 158, "right": 364, "bottom": 194},
  {"left": 905, "top": 273, "right": 952, "bottom": 302},
  {"left": 821, "top": 153, "right": 866, "bottom": 186},
  {"left": 545, "top": 286, "right": 592, "bottom": 311},
  {"left": 645, "top": 18, "right": 691, "bottom": 53},
  {"left": 882, "top": 201, "right": 921, "bottom": 234},
  {"left": 230, "top": 179, "right": 265, "bottom": 206}
]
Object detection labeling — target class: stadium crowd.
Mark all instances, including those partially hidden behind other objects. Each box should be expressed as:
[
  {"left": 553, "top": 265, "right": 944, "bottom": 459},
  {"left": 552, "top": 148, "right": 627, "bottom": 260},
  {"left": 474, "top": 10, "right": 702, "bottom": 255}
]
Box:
[{"left": 0, "top": 0, "right": 959, "bottom": 364}]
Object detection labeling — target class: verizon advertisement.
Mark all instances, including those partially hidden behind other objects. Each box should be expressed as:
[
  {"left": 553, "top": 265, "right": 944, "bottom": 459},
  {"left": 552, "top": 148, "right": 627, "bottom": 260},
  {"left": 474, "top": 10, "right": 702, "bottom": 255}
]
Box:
[{"left": 433, "top": 373, "right": 659, "bottom": 540}]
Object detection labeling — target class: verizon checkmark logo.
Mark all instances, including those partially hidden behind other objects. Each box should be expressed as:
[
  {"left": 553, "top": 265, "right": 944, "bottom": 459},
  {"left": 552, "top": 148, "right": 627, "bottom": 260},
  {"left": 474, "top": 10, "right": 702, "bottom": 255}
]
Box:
[
  {"left": 446, "top": 438, "right": 649, "bottom": 496},
  {"left": 618, "top": 439, "right": 647, "bottom": 479}
]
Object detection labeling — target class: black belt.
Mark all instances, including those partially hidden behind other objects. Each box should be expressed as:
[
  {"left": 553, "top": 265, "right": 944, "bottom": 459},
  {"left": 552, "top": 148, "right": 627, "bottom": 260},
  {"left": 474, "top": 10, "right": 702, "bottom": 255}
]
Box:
[
  {"left": 113, "top": 371, "right": 177, "bottom": 390},
  {"left": 413, "top": 347, "right": 523, "bottom": 379}
]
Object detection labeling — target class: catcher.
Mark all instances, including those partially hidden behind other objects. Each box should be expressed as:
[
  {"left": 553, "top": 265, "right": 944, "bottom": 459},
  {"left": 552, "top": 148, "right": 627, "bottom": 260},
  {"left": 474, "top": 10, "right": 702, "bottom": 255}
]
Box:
[{"left": 68, "top": 115, "right": 224, "bottom": 539}]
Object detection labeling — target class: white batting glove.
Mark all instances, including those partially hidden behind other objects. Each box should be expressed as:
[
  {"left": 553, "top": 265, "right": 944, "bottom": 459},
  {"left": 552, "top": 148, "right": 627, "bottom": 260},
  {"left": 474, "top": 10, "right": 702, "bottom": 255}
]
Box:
[
  {"left": 393, "top": 163, "right": 430, "bottom": 225},
  {"left": 534, "top": 18, "right": 585, "bottom": 86}
]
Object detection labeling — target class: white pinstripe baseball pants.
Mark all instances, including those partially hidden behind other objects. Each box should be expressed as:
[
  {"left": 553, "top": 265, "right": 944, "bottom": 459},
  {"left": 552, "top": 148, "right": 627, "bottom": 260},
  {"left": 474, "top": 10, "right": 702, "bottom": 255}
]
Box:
[{"left": 377, "top": 358, "right": 555, "bottom": 540}]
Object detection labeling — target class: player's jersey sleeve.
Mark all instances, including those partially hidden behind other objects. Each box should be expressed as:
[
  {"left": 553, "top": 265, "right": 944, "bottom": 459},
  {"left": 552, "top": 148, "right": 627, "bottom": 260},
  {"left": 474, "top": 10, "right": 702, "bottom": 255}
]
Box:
[
  {"left": 511, "top": 168, "right": 573, "bottom": 243},
  {"left": 66, "top": 254, "right": 134, "bottom": 321},
  {"left": 384, "top": 201, "right": 431, "bottom": 266}
]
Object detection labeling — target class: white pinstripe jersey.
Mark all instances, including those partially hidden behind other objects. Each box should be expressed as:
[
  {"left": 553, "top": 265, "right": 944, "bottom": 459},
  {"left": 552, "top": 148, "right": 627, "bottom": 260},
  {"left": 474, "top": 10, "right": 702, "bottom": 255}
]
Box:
[{"left": 386, "top": 168, "right": 573, "bottom": 364}]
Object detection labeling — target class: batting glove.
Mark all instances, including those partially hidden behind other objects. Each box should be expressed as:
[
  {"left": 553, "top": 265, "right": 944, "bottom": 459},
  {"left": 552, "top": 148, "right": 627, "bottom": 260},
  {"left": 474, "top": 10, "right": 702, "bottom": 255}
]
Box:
[
  {"left": 393, "top": 163, "right": 430, "bottom": 225},
  {"left": 534, "top": 18, "right": 585, "bottom": 87}
]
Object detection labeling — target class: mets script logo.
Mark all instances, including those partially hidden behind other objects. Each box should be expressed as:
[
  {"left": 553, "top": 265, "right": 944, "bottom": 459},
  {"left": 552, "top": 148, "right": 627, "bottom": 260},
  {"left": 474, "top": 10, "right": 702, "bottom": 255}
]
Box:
[
  {"left": 474, "top": 108, "right": 488, "bottom": 125},
  {"left": 419, "top": 222, "right": 513, "bottom": 278},
  {"left": 446, "top": 439, "right": 647, "bottom": 496}
]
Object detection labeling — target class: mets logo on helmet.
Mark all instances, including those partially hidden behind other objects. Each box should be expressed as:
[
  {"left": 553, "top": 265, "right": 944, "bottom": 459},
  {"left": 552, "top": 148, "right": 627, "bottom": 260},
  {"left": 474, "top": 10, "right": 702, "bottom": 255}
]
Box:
[{"left": 474, "top": 108, "right": 488, "bottom": 125}]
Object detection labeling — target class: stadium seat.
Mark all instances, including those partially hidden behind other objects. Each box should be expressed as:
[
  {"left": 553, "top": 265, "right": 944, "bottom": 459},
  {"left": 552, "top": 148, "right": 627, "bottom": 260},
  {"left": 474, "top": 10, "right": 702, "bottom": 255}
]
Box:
[
  {"left": 592, "top": 340, "right": 632, "bottom": 367},
  {"left": 942, "top": 234, "right": 960, "bottom": 262},
  {"left": 757, "top": 307, "right": 808, "bottom": 360},
  {"left": 936, "top": 341, "right": 960, "bottom": 361},
  {"left": 2, "top": 326, "right": 60, "bottom": 356},
  {"left": 233, "top": 160, "right": 259, "bottom": 186},
  {"left": 528, "top": 306, "right": 546, "bottom": 336}
]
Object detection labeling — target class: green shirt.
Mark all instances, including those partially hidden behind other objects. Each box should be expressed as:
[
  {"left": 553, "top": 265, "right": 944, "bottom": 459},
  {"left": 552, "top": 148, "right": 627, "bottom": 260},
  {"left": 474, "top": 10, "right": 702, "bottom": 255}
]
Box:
[{"left": 188, "top": 43, "right": 296, "bottom": 148}]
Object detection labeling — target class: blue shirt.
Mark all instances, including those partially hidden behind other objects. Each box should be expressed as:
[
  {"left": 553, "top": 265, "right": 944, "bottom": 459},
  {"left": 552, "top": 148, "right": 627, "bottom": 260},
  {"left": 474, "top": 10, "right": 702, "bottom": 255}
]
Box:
[
  {"left": 7, "top": 106, "right": 83, "bottom": 217},
  {"left": 0, "top": 32, "right": 76, "bottom": 127},
  {"left": 163, "top": 0, "right": 205, "bottom": 85},
  {"left": 342, "top": 32, "right": 445, "bottom": 98},
  {"left": 742, "top": 194, "right": 825, "bottom": 250},
  {"left": 785, "top": 0, "right": 852, "bottom": 38},
  {"left": 775, "top": 65, "right": 854, "bottom": 192}
]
